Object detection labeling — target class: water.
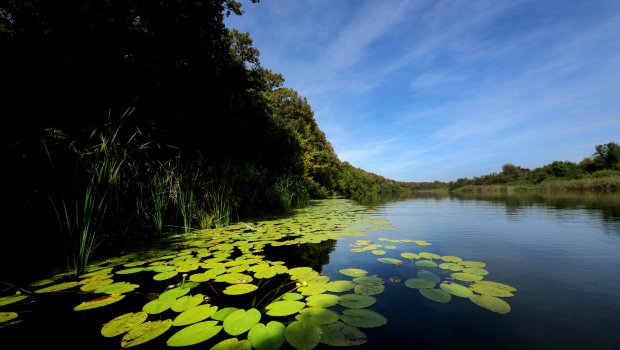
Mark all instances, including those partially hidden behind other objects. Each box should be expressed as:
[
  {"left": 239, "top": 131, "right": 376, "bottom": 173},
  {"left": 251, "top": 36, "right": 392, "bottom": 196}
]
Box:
[
  {"left": 326, "top": 193, "right": 620, "bottom": 349},
  {"left": 2, "top": 193, "right": 620, "bottom": 349}
]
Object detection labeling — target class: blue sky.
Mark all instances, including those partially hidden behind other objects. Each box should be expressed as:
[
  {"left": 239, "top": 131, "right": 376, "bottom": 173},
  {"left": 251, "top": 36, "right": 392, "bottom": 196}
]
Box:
[{"left": 225, "top": 0, "right": 620, "bottom": 182}]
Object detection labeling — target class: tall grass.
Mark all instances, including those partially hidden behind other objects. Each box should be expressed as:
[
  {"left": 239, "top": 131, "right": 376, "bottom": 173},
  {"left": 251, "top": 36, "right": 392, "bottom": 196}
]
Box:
[
  {"left": 267, "top": 175, "right": 308, "bottom": 212},
  {"left": 147, "top": 164, "right": 175, "bottom": 236},
  {"left": 204, "top": 184, "right": 233, "bottom": 228}
]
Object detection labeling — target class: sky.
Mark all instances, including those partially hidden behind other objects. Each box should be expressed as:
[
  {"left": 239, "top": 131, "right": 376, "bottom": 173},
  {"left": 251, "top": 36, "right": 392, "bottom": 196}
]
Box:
[{"left": 225, "top": 0, "right": 620, "bottom": 182}]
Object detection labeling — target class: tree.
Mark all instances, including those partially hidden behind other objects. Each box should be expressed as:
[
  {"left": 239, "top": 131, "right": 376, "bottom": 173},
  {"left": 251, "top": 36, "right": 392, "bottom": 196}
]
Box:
[{"left": 593, "top": 142, "right": 620, "bottom": 170}]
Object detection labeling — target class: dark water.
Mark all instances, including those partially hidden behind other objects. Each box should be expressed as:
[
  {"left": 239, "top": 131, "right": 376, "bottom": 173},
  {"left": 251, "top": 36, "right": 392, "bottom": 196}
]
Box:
[{"left": 324, "top": 192, "right": 620, "bottom": 350}]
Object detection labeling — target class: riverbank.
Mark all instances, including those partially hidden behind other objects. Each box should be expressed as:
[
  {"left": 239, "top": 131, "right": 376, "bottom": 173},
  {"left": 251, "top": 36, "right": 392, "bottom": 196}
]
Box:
[{"left": 451, "top": 175, "right": 620, "bottom": 194}]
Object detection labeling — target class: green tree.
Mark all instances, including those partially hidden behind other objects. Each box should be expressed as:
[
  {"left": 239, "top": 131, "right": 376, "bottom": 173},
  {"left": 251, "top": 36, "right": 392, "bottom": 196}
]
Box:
[{"left": 593, "top": 142, "right": 620, "bottom": 170}]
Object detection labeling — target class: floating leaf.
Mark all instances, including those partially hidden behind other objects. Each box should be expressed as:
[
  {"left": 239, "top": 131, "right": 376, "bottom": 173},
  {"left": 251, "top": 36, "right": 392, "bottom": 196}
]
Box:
[
  {"left": 35, "top": 281, "right": 79, "bottom": 293},
  {"left": 470, "top": 281, "right": 516, "bottom": 297},
  {"left": 325, "top": 280, "right": 355, "bottom": 292},
  {"left": 254, "top": 269, "right": 276, "bottom": 279},
  {"left": 296, "top": 307, "right": 340, "bottom": 325},
  {"left": 210, "top": 338, "right": 251, "bottom": 350},
  {"left": 212, "top": 307, "right": 240, "bottom": 321},
  {"left": 171, "top": 294, "right": 204, "bottom": 312},
  {"left": 248, "top": 321, "right": 286, "bottom": 350},
  {"left": 440, "top": 283, "right": 473, "bottom": 298},
  {"left": 451, "top": 272, "right": 484, "bottom": 282},
  {"left": 439, "top": 262, "right": 463, "bottom": 271},
  {"left": 121, "top": 319, "right": 172, "bottom": 348},
  {"left": 223, "top": 284, "right": 258, "bottom": 295},
  {"left": 371, "top": 250, "right": 386, "bottom": 256},
  {"left": 376, "top": 258, "right": 403, "bottom": 265},
  {"left": 80, "top": 278, "right": 113, "bottom": 292},
  {"left": 0, "top": 295, "right": 28, "bottom": 307},
  {"left": 223, "top": 308, "right": 261, "bottom": 336},
  {"left": 95, "top": 282, "right": 139, "bottom": 294},
  {"left": 166, "top": 321, "right": 222, "bottom": 347},
  {"left": 400, "top": 252, "right": 420, "bottom": 260},
  {"left": 285, "top": 318, "right": 322, "bottom": 350},
  {"left": 173, "top": 304, "right": 218, "bottom": 326},
  {"left": 404, "top": 278, "right": 435, "bottom": 289},
  {"left": 470, "top": 294, "right": 511, "bottom": 314},
  {"left": 74, "top": 294, "right": 125, "bottom": 311},
  {"left": 415, "top": 260, "right": 438, "bottom": 268},
  {"left": 419, "top": 252, "right": 441, "bottom": 260},
  {"left": 287, "top": 267, "right": 315, "bottom": 277},
  {"left": 354, "top": 284, "right": 385, "bottom": 296},
  {"left": 352, "top": 276, "right": 384, "bottom": 286},
  {"left": 159, "top": 286, "right": 191, "bottom": 300},
  {"left": 341, "top": 308, "right": 388, "bottom": 328},
  {"left": 384, "top": 245, "right": 397, "bottom": 250},
  {"left": 460, "top": 261, "right": 487, "bottom": 268},
  {"left": 0, "top": 312, "right": 18, "bottom": 323},
  {"left": 153, "top": 271, "right": 178, "bottom": 281},
  {"left": 266, "top": 300, "right": 305, "bottom": 317},
  {"left": 282, "top": 292, "right": 304, "bottom": 301},
  {"left": 101, "top": 312, "right": 148, "bottom": 337},
  {"left": 214, "top": 273, "right": 253, "bottom": 284},
  {"left": 143, "top": 298, "right": 175, "bottom": 315},
  {"left": 441, "top": 255, "right": 463, "bottom": 263},
  {"left": 420, "top": 288, "right": 452, "bottom": 303},
  {"left": 147, "top": 265, "right": 177, "bottom": 273},
  {"left": 306, "top": 294, "right": 340, "bottom": 308},
  {"left": 338, "top": 294, "right": 376, "bottom": 309},
  {"left": 417, "top": 270, "right": 441, "bottom": 283},
  {"left": 115, "top": 267, "right": 147, "bottom": 275},
  {"left": 320, "top": 321, "right": 367, "bottom": 346},
  {"left": 463, "top": 268, "right": 489, "bottom": 276}
]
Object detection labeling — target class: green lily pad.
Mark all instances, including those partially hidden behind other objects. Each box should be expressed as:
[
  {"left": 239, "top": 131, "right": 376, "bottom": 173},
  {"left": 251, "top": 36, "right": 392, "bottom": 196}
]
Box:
[
  {"left": 282, "top": 293, "right": 304, "bottom": 301},
  {"left": 420, "top": 288, "right": 452, "bottom": 303},
  {"left": 166, "top": 320, "right": 222, "bottom": 347},
  {"left": 147, "top": 265, "right": 177, "bottom": 273},
  {"left": 171, "top": 294, "right": 204, "bottom": 312},
  {"left": 285, "top": 318, "right": 322, "bottom": 350},
  {"left": 80, "top": 278, "right": 114, "bottom": 292},
  {"left": 74, "top": 294, "right": 125, "bottom": 311},
  {"left": 338, "top": 294, "right": 376, "bottom": 309},
  {"left": 121, "top": 319, "right": 173, "bottom": 348},
  {"left": 212, "top": 307, "right": 240, "bottom": 321},
  {"left": 223, "top": 308, "right": 261, "bottom": 336},
  {"left": 214, "top": 273, "right": 253, "bottom": 284},
  {"left": 325, "top": 280, "right": 355, "bottom": 292},
  {"left": 0, "top": 312, "right": 18, "bottom": 323},
  {"left": 461, "top": 261, "right": 487, "bottom": 268},
  {"left": 298, "top": 284, "right": 327, "bottom": 296},
  {"left": 415, "top": 260, "right": 438, "bottom": 268},
  {"left": 0, "top": 295, "right": 28, "bottom": 307},
  {"left": 143, "top": 298, "right": 175, "bottom": 315},
  {"left": 254, "top": 269, "right": 276, "bottom": 279},
  {"left": 404, "top": 278, "right": 435, "bottom": 289},
  {"left": 115, "top": 267, "right": 147, "bottom": 275},
  {"left": 296, "top": 307, "right": 340, "bottom": 325},
  {"left": 287, "top": 267, "right": 315, "bottom": 277},
  {"left": 320, "top": 321, "right": 367, "bottom": 346},
  {"left": 470, "top": 294, "right": 511, "bottom": 314},
  {"left": 470, "top": 281, "right": 516, "bottom": 297},
  {"left": 266, "top": 300, "right": 305, "bottom": 317},
  {"left": 95, "top": 282, "right": 139, "bottom": 294},
  {"left": 439, "top": 262, "right": 463, "bottom": 271},
  {"left": 173, "top": 304, "right": 218, "bottom": 326},
  {"left": 339, "top": 268, "right": 368, "bottom": 278},
  {"left": 352, "top": 276, "right": 384, "bottom": 286},
  {"left": 223, "top": 284, "right": 258, "bottom": 295},
  {"left": 441, "top": 255, "right": 463, "bottom": 263},
  {"left": 440, "top": 283, "right": 474, "bottom": 298},
  {"left": 371, "top": 250, "right": 386, "bottom": 256},
  {"left": 354, "top": 284, "right": 385, "bottom": 296},
  {"left": 400, "top": 252, "right": 420, "bottom": 260},
  {"left": 463, "top": 267, "right": 489, "bottom": 276},
  {"left": 210, "top": 338, "right": 251, "bottom": 350},
  {"left": 35, "top": 281, "right": 79, "bottom": 293},
  {"left": 306, "top": 294, "right": 340, "bottom": 308},
  {"left": 376, "top": 258, "right": 403, "bottom": 265},
  {"left": 153, "top": 271, "right": 178, "bottom": 281},
  {"left": 419, "top": 252, "right": 441, "bottom": 260},
  {"left": 417, "top": 271, "right": 441, "bottom": 283},
  {"left": 451, "top": 272, "right": 484, "bottom": 282},
  {"left": 341, "top": 308, "right": 388, "bottom": 328},
  {"left": 160, "top": 286, "right": 191, "bottom": 300},
  {"left": 248, "top": 321, "right": 286, "bottom": 350},
  {"left": 101, "top": 312, "right": 148, "bottom": 337}
]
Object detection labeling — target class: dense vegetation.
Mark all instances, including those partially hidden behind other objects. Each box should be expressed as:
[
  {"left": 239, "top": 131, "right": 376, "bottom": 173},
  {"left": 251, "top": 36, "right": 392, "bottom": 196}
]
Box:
[
  {"left": 449, "top": 142, "right": 620, "bottom": 192},
  {"left": 0, "top": 0, "right": 411, "bottom": 282}
]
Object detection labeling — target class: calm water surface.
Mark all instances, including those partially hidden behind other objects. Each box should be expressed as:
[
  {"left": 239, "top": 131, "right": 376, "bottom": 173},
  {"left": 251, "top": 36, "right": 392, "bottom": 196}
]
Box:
[{"left": 323, "top": 193, "right": 620, "bottom": 350}]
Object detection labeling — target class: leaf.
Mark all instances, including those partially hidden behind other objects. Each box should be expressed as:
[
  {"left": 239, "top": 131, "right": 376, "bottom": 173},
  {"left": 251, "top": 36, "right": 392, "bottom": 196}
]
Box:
[
  {"left": 0, "top": 312, "right": 18, "bottom": 323},
  {"left": 371, "top": 250, "right": 386, "bottom": 255},
  {"left": 352, "top": 275, "right": 384, "bottom": 286},
  {"left": 451, "top": 272, "right": 484, "bottom": 282},
  {"left": 419, "top": 252, "right": 441, "bottom": 260},
  {"left": 211, "top": 307, "right": 240, "bottom": 321},
  {"left": 463, "top": 267, "right": 489, "bottom": 276},
  {"left": 223, "top": 284, "right": 258, "bottom": 295},
  {"left": 340, "top": 308, "right": 388, "bottom": 328},
  {"left": 324, "top": 280, "right": 355, "bottom": 292},
  {"left": 214, "top": 273, "right": 254, "bottom": 284},
  {"left": 415, "top": 260, "right": 438, "bottom": 268},
  {"left": 338, "top": 294, "right": 376, "bottom": 309},
  {"left": 223, "top": 308, "right": 261, "bottom": 336},
  {"left": 115, "top": 267, "right": 147, "bottom": 275},
  {"left": 74, "top": 294, "right": 125, "bottom": 311},
  {"left": 266, "top": 300, "right": 305, "bottom": 317},
  {"left": 101, "top": 312, "right": 148, "bottom": 337},
  {"left": 0, "top": 295, "right": 28, "bottom": 307},
  {"left": 121, "top": 319, "right": 173, "bottom": 348},
  {"left": 296, "top": 307, "right": 340, "bottom": 325},
  {"left": 35, "top": 281, "right": 79, "bottom": 293},
  {"left": 153, "top": 271, "right": 178, "bottom": 281},
  {"left": 320, "top": 321, "right": 367, "bottom": 346},
  {"left": 420, "top": 288, "right": 452, "bottom": 303},
  {"left": 305, "top": 294, "right": 340, "bottom": 308},
  {"left": 441, "top": 255, "right": 463, "bottom": 263},
  {"left": 282, "top": 292, "right": 304, "bottom": 301},
  {"left": 285, "top": 318, "right": 322, "bottom": 350},
  {"left": 404, "top": 278, "right": 435, "bottom": 289},
  {"left": 248, "top": 321, "right": 286, "bottom": 350},
  {"left": 95, "top": 282, "right": 139, "bottom": 294},
  {"left": 376, "top": 258, "right": 403, "bottom": 265},
  {"left": 210, "top": 338, "right": 251, "bottom": 350},
  {"left": 143, "top": 298, "right": 175, "bottom": 315},
  {"left": 439, "top": 283, "right": 473, "bottom": 298},
  {"left": 470, "top": 294, "right": 511, "bottom": 314},
  {"left": 353, "top": 284, "right": 385, "bottom": 296},
  {"left": 400, "top": 252, "right": 420, "bottom": 260},
  {"left": 173, "top": 304, "right": 218, "bottom": 326},
  {"left": 159, "top": 286, "right": 191, "bottom": 300},
  {"left": 339, "top": 268, "right": 368, "bottom": 278},
  {"left": 417, "top": 270, "right": 441, "bottom": 283},
  {"left": 171, "top": 294, "right": 204, "bottom": 312},
  {"left": 166, "top": 321, "right": 222, "bottom": 347},
  {"left": 460, "top": 261, "right": 487, "bottom": 268}
]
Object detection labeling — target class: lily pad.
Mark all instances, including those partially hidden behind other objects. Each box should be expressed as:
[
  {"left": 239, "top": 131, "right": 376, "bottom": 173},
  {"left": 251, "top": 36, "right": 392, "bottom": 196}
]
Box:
[
  {"left": 354, "top": 284, "right": 385, "bottom": 296},
  {"left": 171, "top": 294, "right": 204, "bottom": 312},
  {"left": 0, "top": 295, "right": 28, "bottom": 307},
  {"left": 101, "top": 312, "right": 148, "bottom": 337},
  {"left": 153, "top": 271, "right": 178, "bottom": 281},
  {"left": 417, "top": 270, "right": 441, "bottom": 283},
  {"left": 160, "top": 286, "right": 191, "bottom": 300},
  {"left": 115, "top": 267, "right": 147, "bottom": 275},
  {"left": 441, "top": 255, "right": 463, "bottom": 263},
  {"left": 266, "top": 300, "right": 305, "bottom": 317},
  {"left": 121, "top": 319, "right": 173, "bottom": 348},
  {"left": 325, "top": 280, "right": 356, "bottom": 292},
  {"left": 338, "top": 294, "right": 376, "bottom": 309},
  {"left": 0, "top": 312, "right": 18, "bottom": 323},
  {"left": 248, "top": 321, "right": 286, "bottom": 350},
  {"left": 352, "top": 275, "right": 384, "bottom": 286},
  {"left": 211, "top": 307, "right": 240, "bottom": 321},
  {"left": 341, "top": 308, "right": 388, "bottom": 328},
  {"left": 296, "top": 307, "right": 340, "bottom": 325},
  {"left": 404, "top": 278, "right": 435, "bottom": 289},
  {"left": 223, "top": 308, "right": 261, "bottom": 336},
  {"left": 451, "top": 272, "right": 484, "bottom": 282},
  {"left": 440, "top": 283, "right": 474, "bottom": 298},
  {"left": 461, "top": 261, "right": 487, "bottom": 268},
  {"left": 400, "top": 252, "right": 420, "bottom": 260},
  {"left": 210, "top": 338, "right": 251, "bottom": 350},
  {"left": 320, "top": 321, "right": 367, "bottom": 346},
  {"left": 143, "top": 298, "right": 175, "bottom": 315},
  {"left": 173, "top": 304, "right": 218, "bottom": 326},
  {"left": 223, "top": 284, "right": 258, "bottom": 295},
  {"left": 285, "top": 318, "right": 322, "bottom": 350},
  {"left": 420, "top": 288, "right": 452, "bottom": 303},
  {"left": 80, "top": 278, "right": 114, "bottom": 292},
  {"left": 35, "top": 281, "right": 79, "bottom": 293},
  {"left": 470, "top": 294, "right": 511, "bottom": 314},
  {"left": 371, "top": 250, "right": 386, "bottom": 256},
  {"left": 339, "top": 268, "right": 368, "bottom": 278},
  {"left": 95, "top": 282, "right": 139, "bottom": 294},
  {"left": 74, "top": 294, "right": 125, "bottom": 311},
  {"left": 166, "top": 320, "right": 222, "bottom": 347},
  {"left": 254, "top": 269, "right": 276, "bottom": 279},
  {"left": 376, "top": 258, "right": 403, "bottom": 265},
  {"left": 282, "top": 292, "right": 304, "bottom": 301},
  {"left": 470, "top": 281, "right": 516, "bottom": 297},
  {"left": 463, "top": 267, "right": 489, "bottom": 276},
  {"left": 306, "top": 294, "right": 340, "bottom": 308},
  {"left": 415, "top": 260, "right": 438, "bottom": 268},
  {"left": 214, "top": 273, "right": 253, "bottom": 284},
  {"left": 419, "top": 252, "right": 441, "bottom": 260}
]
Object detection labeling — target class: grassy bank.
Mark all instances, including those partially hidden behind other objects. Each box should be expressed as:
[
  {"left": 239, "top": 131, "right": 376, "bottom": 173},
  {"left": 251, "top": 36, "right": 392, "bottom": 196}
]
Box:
[{"left": 452, "top": 175, "right": 620, "bottom": 194}]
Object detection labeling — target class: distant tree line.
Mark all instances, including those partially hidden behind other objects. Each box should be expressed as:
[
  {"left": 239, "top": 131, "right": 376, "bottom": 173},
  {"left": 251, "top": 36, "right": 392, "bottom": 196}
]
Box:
[{"left": 448, "top": 142, "right": 620, "bottom": 189}]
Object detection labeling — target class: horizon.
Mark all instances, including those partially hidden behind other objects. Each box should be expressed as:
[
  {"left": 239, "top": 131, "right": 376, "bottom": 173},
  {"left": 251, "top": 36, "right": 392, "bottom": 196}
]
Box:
[{"left": 226, "top": 0, "right": 620, "bottom": 182}]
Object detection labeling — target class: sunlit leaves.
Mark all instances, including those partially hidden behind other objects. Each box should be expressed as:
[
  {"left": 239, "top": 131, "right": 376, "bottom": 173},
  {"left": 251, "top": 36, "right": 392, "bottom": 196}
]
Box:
[
  {"left": 419, "top": 289, "right": 452, "bottom": 303},
  {"left": 248, "top": 321, "right": 286, "bottom": 350},
  {"left": 101, "top": 312, "right": 148, "bottom": 337},
  {"left": 265, "top": 301, "right": 305, "bottom": 317},
  {"left": 223, "top": 308, "right": 261, "bottom": 336},
  {"left": 223, "top": 284, "right": 258, "bottom": 295},
  {"left": 173, "top": 304, "right": 218, "bottom": 326},
  {"left": 338, "top": 294, "right": 376, "bottom": 309},
  {"left": 166, "top": 321, "right": 222, "bottom": 347},
  {"left": 74, "top": 294, "right": 125, "bottom": 311},
  {"left": 469, "top": 294, "right": 511, "bottom": 314},
  {"left": 340, "top": 308, "right": 388, "bottom": 328},
  {"left": 121, "top": 319, "right": 172, "bottom": 348},
  {"left": 285, "top": 318, "right": 322, "bottom": 350},
  {"left": 320, "top": 321, "right": 367, "bottom": 346}
]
